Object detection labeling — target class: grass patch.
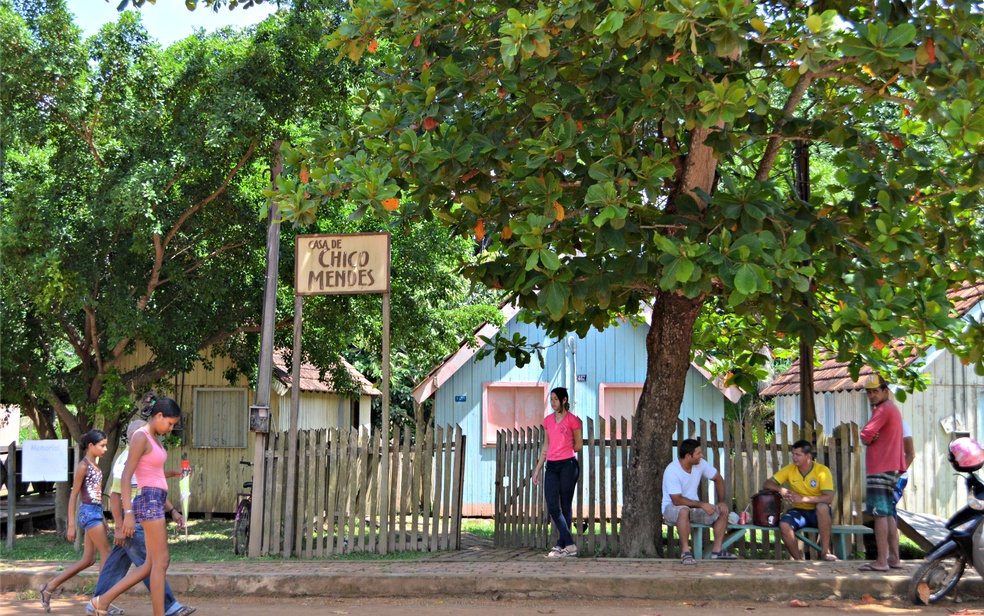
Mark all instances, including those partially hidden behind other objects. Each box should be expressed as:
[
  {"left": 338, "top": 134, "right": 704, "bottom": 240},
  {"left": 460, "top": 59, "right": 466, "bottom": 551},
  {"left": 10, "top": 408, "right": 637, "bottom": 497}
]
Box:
[
  {"left": 461, "top": 518, "right": 493, "bottom": 539},
  {"left": 4, "top": 518, "right": 439, "bottom": 563}
]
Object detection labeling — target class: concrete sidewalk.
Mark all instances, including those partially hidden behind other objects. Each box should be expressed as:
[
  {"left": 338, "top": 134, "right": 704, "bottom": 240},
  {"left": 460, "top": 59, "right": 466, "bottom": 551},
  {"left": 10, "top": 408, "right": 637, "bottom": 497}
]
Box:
[{"left": 2, "top": 556, "right": 982, "bottom": 602}]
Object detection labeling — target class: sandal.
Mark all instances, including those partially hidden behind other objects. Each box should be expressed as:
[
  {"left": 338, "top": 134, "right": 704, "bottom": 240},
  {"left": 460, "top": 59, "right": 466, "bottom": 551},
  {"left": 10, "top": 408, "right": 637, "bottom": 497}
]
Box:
[
  {"left": 88, "top": 602, "right": 124, "bottom": 616},
  {"left": 174, "top": 608, "right": 197, "bottom": 616},
  {"left": 710, "top": 550, "right": 737, "bottom": 560},
  {"left": 681, "top": 551, "right": 697, "bottom": 565},
  {"left": 90, "top": 596, "right": 108, "bottom": 616},
  {"left": 38, "top": 583, "right": 52, "bottom": 613},
  {"left": 822, "top": 553, "right": 838, "bottom": 562},
  {"left": 546, "top": 548, "right": 570, "bottom": 558}
]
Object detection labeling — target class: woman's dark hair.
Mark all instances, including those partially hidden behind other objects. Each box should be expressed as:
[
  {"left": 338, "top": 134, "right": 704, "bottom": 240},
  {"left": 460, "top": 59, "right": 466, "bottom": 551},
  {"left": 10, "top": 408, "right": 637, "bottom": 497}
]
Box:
[
  {"left": 139, "top": 392, "right": 182, "bottom": 419},
  {"left": 81, "top": 429, "right": 107, "bottom": 451},
  {"left": 551, "top": 387, "right": 570, "bottom": 413}
]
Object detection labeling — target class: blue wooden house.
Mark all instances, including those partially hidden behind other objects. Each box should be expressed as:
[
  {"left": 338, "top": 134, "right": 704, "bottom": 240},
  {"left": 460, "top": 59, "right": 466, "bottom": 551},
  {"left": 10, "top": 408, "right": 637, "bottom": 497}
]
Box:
[{"left": 411, "top": 305, "right": 741, "bottom": 516}]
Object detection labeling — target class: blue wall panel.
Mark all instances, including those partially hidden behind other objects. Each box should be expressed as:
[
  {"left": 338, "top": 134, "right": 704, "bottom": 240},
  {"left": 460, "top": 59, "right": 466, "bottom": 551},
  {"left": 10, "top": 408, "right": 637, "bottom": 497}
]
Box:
[{"left": 432, "top": 315, "right": 727, "bottom": 511}]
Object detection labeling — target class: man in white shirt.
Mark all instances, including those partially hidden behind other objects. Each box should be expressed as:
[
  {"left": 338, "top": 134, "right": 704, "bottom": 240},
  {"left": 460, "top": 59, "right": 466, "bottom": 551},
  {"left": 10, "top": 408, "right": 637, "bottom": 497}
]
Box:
[{"left": 662, "top": 438, "right": 733, "bottom": 564}]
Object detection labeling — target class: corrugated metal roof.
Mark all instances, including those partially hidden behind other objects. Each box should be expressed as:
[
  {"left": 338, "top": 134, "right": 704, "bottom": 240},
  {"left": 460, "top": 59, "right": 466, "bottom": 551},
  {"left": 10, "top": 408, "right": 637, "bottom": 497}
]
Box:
[
  {"left": 273, "top": 351, "right": 382, "bottom": 396},
  {"left": 761, "top": 282, "right": 984, "bottom": 398}
]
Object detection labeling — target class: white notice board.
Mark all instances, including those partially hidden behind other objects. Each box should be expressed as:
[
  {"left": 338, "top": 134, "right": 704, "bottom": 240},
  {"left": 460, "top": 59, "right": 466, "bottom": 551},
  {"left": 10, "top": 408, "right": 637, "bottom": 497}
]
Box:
[{"left": 21, "top": 439, "right": 69, "bottom": 482}]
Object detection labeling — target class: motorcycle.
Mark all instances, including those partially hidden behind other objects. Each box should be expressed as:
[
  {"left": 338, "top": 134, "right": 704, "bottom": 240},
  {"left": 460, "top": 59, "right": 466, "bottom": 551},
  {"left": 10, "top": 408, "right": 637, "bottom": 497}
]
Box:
[{"left": 909, "top": 453, "right": 984, "bottom": 604}]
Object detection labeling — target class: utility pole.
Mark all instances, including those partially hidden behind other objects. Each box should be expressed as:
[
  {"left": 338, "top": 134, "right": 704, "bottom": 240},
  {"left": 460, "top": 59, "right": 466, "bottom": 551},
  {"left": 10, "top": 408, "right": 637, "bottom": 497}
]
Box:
[{"left": 248, "top": 139, "right": 283, "bottom": 558}]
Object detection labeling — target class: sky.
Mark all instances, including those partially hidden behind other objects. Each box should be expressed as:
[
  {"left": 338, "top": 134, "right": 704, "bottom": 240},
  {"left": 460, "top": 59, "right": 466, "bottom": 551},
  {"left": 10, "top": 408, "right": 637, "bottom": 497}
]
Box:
[{"left": 66, "top": 0, "right": 279, "bottom": 47}]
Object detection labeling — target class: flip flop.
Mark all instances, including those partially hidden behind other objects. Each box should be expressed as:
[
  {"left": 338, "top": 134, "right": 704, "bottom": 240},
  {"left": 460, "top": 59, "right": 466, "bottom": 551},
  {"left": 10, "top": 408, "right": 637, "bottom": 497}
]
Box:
[
  {"left": 38, "top": 583, "right": 52, "bottom": 613},
  {"left": 889, "top": 564, "right": 905, "bottom": 569},
  {"left": 174, "top": 607, "right": 197, "bottom": 616},
  {"left": 822, "top": 553, "right": 838, "bottom": 562},
  {"left": 857, "top": 564, "right": 889, "bottom": 572},
  {"left": 90, "top": 597, "right": 108, "bottom": 616}
]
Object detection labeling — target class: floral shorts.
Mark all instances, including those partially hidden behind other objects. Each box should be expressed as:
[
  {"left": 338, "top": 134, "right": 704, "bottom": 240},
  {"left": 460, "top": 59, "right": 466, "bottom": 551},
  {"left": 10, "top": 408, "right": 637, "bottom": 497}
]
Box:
[
  {"left": 134, "top": 487, "right": 167, "bottom": 523},
  {"left": 77, "top": 503, "right": 105, "bottom": 531}
]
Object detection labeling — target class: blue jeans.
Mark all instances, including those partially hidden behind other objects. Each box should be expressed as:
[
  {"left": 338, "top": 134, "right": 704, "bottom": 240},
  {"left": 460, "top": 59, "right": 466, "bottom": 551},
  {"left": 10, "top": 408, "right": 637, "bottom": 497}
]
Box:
[
  {"left": 544, "top": 457, "right": 579, "bottom": 549},
  {"left": 91, "top": 523, "right": 184, "bottom": 615}
]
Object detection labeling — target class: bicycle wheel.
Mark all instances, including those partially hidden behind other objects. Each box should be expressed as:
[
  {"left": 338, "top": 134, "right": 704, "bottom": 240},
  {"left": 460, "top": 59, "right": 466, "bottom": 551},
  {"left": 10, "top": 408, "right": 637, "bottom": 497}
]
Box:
[{"left": 234, "top": 499, "right": 251, "bottom": 556}]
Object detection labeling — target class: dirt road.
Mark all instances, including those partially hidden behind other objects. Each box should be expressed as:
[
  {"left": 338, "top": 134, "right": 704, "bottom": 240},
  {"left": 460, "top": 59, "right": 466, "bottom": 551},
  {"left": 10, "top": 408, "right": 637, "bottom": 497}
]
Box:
[{"left": 2, "top": 594, "right": 977, "bottom": 616}]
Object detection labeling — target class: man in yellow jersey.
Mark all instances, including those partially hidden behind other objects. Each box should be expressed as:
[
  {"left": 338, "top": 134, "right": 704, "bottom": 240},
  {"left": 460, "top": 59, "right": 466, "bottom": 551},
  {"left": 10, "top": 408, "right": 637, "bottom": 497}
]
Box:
[{"left": 763, "top": 440, "right": 836, "bottom": 561}]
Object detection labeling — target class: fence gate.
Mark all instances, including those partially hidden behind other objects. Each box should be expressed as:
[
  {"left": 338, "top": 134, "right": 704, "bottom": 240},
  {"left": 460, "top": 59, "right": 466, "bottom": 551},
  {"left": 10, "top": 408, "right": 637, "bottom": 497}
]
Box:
[
  {"left": 495, "top": 418, "right": 867, "bottom": 559},
  {"left": 252, "top": 423, "right": 466, "bottom": 557}
]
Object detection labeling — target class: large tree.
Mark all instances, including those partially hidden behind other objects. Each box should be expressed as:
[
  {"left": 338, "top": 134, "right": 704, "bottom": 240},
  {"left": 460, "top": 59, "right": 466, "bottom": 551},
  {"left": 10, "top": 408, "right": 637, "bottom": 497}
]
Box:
[
  {"left": 0, "top": 0, "right": 364, "bottom": 466},
  {"left": 248, "top": 0, "right": 984, "bottom": 556},
  {"left": 1, "top": 0, "right": 502, "bottom": 476}
]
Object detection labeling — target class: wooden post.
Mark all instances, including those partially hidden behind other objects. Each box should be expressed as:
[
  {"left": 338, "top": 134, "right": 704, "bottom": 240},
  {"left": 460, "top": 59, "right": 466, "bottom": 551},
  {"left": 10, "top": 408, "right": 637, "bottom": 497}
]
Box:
[
  {"left": 282, "top": 295, "right": 304, "bottom": 558},
  {"left": 379, "top": 291, "right": 390, "bottom": 554},
  {"left": 6, "top": 441, "right": 16, "bottom": 549},
  {"left": 249, "top": 140, "right": 283, "bottom": 558}
]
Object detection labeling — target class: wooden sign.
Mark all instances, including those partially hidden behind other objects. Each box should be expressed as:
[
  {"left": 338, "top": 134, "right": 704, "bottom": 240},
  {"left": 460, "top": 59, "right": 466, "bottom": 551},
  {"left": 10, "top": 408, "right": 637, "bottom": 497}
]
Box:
[{"left": 295, "top": 233, "right": 390, "bottom": 295}]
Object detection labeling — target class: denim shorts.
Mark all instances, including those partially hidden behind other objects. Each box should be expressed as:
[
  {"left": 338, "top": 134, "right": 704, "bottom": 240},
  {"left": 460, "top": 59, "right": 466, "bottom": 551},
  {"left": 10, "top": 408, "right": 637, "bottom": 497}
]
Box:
[
  {"left": 78, "top": 502, "right": 105, "bottom": 531},
  {"left": 780, "top": 503, "right": 831, "bottom": 531},
  {"left": 134, "top": 487, "right": 167, "bottom": 523}
]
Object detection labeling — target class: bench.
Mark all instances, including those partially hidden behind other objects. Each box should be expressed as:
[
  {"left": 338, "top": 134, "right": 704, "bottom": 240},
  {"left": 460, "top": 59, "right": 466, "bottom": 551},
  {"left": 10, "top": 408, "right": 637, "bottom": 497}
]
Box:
[{"left": 688, "top": 523, "right": 873, "bottom": 560}]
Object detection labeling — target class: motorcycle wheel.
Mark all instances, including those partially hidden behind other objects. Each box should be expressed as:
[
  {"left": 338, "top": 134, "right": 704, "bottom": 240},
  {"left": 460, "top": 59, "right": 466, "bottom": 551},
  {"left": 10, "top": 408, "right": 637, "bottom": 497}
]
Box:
[{"left": 908, "top": 547, "right": 966, "bottom": 604}]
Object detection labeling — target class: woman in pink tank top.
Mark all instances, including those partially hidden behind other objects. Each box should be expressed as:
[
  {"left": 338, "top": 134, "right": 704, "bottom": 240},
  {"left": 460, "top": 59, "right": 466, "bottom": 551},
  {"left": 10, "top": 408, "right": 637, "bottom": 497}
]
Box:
[
  {"left": 93, "top": 393, "right": 185, "bottom": 616},
  {"left": 532, "top": 387, "right": 583, "bottom": 557}
]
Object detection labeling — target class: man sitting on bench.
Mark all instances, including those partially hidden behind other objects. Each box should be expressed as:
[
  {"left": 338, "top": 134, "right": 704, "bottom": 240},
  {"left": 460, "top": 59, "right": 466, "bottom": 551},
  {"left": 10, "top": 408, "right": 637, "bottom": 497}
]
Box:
[
  {"left": 763, "top": 439, "right": 837, "bottom": 561},
  {"left": 662, "top": 438, "right": 734, "bottom": 564}
]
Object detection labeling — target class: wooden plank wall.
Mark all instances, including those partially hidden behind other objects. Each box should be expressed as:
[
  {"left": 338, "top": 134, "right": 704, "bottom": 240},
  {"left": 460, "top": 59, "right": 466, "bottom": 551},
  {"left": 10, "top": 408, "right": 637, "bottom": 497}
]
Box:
[
  {"left": 255, "top": 424, "right": 466, "bottom": 557},
  {"left": 494, "top": 418, "right": 866, "bottom": 559}
]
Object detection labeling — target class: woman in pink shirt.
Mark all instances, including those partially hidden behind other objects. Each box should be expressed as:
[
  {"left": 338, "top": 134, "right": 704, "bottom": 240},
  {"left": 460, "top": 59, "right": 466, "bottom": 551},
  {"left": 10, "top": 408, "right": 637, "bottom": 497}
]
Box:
[
  {"left": 532, "top": 387, "right": 583, "bottom": 557},
  {"left": 92, "top": 393, "right": 183, "bottom": 616}
]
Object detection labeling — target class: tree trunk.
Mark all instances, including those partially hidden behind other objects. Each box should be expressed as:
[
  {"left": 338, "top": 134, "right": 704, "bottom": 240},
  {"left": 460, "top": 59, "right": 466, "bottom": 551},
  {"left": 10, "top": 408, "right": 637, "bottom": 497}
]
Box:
[
  {"left": 55, "top": 480, "right": 70, "bottom": 538},
  {"left": 20, "top": 399, "right": 58, "bottom": 440},
  {"left": 621, "top": 289, "right": 705, "bottom": 557}
]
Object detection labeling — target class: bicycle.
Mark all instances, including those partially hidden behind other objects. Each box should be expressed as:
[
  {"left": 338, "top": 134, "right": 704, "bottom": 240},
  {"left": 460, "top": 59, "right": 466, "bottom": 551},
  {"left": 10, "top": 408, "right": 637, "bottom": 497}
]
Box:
[{"left": 233, "top": 460, "right": 253, "bottom": 556}]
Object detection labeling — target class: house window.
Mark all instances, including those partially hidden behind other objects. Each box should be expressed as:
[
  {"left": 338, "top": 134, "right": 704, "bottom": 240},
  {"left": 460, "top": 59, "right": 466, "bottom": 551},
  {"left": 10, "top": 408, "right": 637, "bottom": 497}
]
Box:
[
  {"left": 193, "top": 388, "right": 248, "bottom": 448},
  {"left": 598, "top": 383, "right": 642, "bottom": 438},
  {"left": 482, "top": 382, "right": 549, "bottom": 446},
  {"left": 351, "top": 398, "right": 360, "bottom": 428}
]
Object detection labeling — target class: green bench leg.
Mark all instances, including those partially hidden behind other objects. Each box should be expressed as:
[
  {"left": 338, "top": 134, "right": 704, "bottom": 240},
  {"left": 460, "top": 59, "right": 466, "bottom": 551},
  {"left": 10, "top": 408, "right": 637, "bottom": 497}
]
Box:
[
  {"left": 794, "top": 531, "right": 823, "bottom": 557},
  {"left": 835, "top": 534, "right": 847, "bottom": 561},
  {"left": 693, "top": 528, "right": 704, "bottom": 559}
]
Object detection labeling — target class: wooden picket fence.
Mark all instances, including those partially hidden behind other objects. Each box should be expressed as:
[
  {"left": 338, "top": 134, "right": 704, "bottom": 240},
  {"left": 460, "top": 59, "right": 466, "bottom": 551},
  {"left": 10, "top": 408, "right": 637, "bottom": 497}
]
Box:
[
  {"left": 495, "top": 417, "right": 867, "bottom": 559},
  {"left": 254, "top": 424, "right": 465, "bottom": 557}
]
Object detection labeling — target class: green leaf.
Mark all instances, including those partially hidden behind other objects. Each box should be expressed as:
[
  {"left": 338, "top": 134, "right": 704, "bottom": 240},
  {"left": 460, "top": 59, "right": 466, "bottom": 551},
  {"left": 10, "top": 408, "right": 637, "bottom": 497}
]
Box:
[
  {"left": 538, "top": 280, "right": 569, "bottom": 318},
  {"left": 735, "top": 265, "right": 757, "bottom": 295},
  {"left": 532, "top": 102, "right": 560, "bottom": 118},
  {"left": 883, "top": 23, "right": 916, "bottom": 48},
  {"left": 676, "top": 258, "right": 694, "bottom": 283},
  {"left": 539, "top": 249, "right": 561, "bottom": 271},
  {"left": 805, "top": 14, "right": 822, "bottom": 34}
]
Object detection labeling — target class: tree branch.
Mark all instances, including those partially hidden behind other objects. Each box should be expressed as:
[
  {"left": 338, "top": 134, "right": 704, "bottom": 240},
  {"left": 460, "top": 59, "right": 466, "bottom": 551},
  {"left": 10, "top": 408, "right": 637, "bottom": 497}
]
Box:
[
  {"left": 834, "top": 74, "right": 918, "bottom": 109},
  {"left": 46, "top": 389, "right": 81, "bottom": 441},
  {"left": 754, "top": 58, "right": 861, "bottom": 182},
  {"left": 157, "top": 242, "right": 247, "bottom": 286},
  {"left": 162, "top": 140, "right": 258, "bottom": 250}
]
